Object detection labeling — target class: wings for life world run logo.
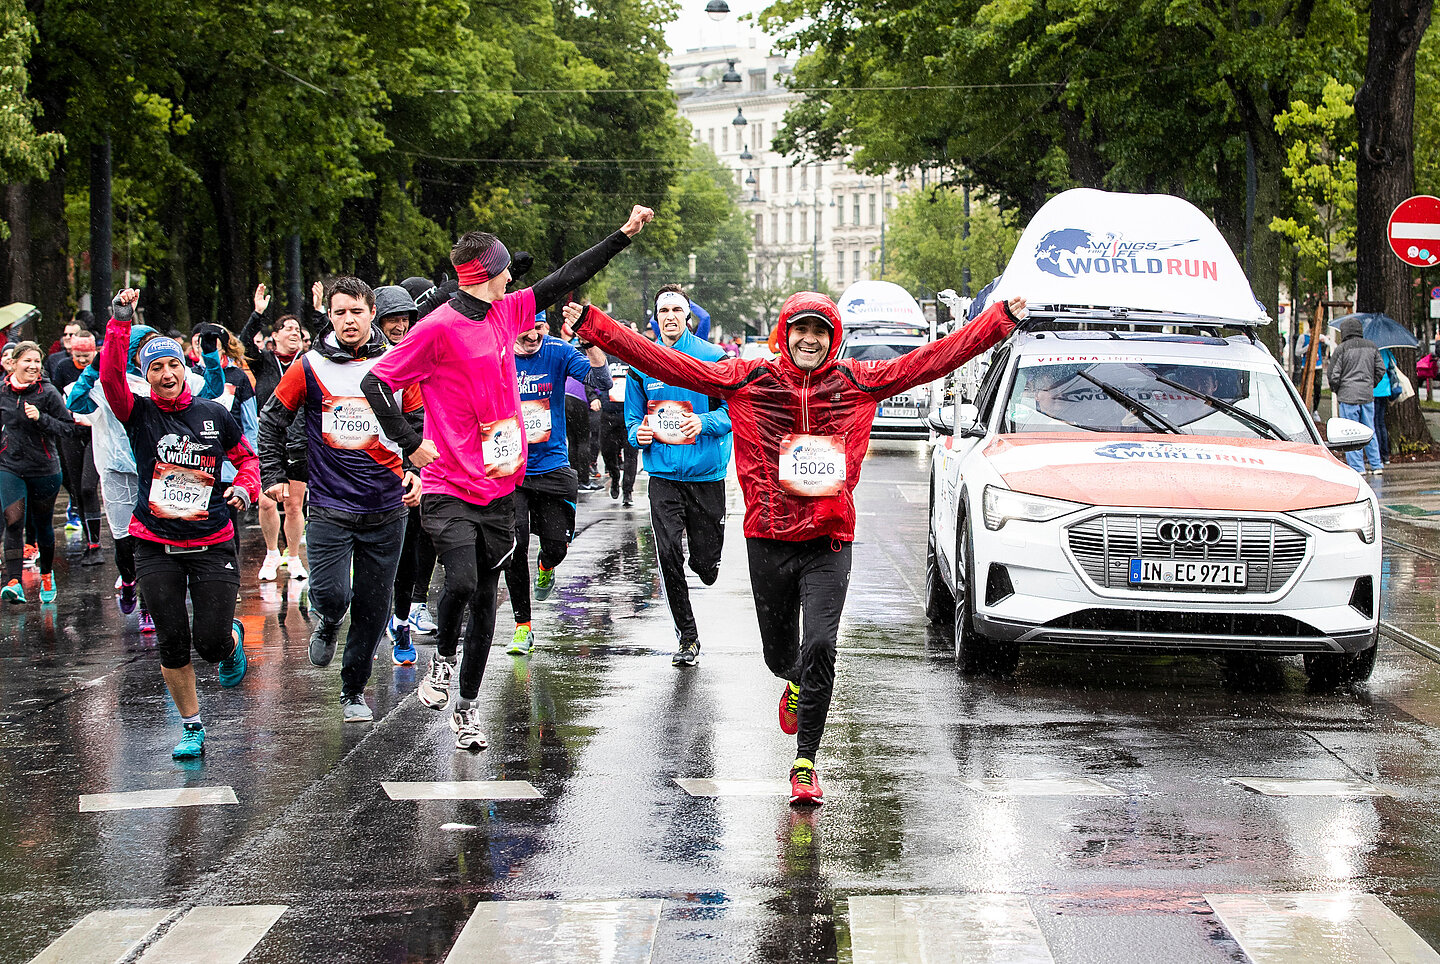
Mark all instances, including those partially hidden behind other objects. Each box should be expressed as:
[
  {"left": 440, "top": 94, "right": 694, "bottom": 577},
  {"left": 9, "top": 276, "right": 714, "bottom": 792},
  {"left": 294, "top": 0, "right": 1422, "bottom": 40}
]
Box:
[
  {"left": 1094, "top": 441, "right": 1263, "bottom": 466},
  {"left": 1034, "top": 230, "right": 1218, "bottom": 282}
]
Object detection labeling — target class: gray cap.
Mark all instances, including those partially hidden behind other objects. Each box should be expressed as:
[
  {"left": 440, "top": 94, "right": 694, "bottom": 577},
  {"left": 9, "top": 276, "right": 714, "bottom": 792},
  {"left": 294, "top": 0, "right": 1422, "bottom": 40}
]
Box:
[{"left": 374, "top": 285, "right": 418, "bottom": 323}]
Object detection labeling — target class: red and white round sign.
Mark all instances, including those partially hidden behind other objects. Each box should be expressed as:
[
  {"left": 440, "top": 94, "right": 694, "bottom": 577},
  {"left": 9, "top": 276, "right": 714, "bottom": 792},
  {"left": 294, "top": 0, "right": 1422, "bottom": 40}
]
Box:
[{"left": 1388, "top": 195, "right": 1440, "bottom": 267}]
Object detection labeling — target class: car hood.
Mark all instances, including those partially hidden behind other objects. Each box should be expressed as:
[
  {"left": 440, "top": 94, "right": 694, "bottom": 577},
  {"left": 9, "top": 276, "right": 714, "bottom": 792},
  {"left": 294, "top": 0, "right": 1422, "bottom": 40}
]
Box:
[{"left": 983, "top": 434, "right": 1362, "bottom": 512}]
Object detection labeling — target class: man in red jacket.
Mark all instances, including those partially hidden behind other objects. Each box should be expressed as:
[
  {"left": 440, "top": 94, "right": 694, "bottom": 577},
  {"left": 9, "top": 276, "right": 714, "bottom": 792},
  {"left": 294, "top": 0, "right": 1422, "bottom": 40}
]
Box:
[{"left": 564, "top": 290, "right": 1024, "bottom": 804}]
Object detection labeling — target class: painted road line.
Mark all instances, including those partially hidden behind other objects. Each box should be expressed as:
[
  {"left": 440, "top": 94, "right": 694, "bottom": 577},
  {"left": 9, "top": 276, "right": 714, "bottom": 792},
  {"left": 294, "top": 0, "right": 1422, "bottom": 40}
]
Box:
[
  {"left": 382, "top": 781, "right": 543, "bottom": 801},
  {"left": 28, "top": 908, "right": 169, "bottom": 964},
  {"left": 1206, "top": 893, "right": 1440, "bottom": 963},
  {"left": 137, "top": 905, "right": 288, "bottom": 964},
  {"left": 674, "top": 778, "right": 792, "bottom": 797},
  {"left": 849, "top": 894, "right": 1055, "bottom": 964},
  {"left": 444, "top": 899, "right": 663, "bottom": 964},
  {"left": 962, "top": 777, "right": 1123, "bottom": 797},
  {"left": 1228, "top": 777, "right": 1389, "bottom": 797},
  {"left": 78, "top": 786, "right": 239, "bottom": 813}
]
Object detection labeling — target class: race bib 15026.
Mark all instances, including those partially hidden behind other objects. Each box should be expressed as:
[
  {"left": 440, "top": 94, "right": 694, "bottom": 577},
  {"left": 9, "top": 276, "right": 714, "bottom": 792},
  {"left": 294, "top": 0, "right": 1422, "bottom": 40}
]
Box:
[
  {"left": 647, "top": 399, "right": 696, "bottom": 445},
  {"left": 520, "top": 399, "right": 553, "bottom": 444},
  {"left": 778, "top": 434, "right": 846, "bottom": 497},
  {"left": 149, "top": 463, "right": 215, "bottom": 520},
  {"left": 481, "top": 417, "right": 524, "bottom": 479},
  {"left": 321, "top": 396, "right": 381, "bottom": 449}
]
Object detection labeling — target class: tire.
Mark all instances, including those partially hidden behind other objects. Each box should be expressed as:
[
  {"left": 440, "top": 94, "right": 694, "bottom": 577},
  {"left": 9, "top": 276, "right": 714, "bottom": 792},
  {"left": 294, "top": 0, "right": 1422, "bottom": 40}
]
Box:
[
  {"left": 925, "top": 522, "right": 955, "bottom": 625},
  {"left": 954, "top": 514, "right": 1020, "bottom": 676},
  {"left": 1303, "top": 632, "right": 1380, "bottom": 688}
]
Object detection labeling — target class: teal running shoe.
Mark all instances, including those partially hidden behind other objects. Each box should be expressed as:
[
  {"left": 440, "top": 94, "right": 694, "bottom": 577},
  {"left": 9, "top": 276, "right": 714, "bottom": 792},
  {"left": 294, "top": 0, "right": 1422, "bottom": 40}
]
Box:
[
  {"left": 534, "top": 564, "right": 556, "bottom": 600},
  {"left": 507, "top": 624, "right": 535, "bottom": 655},
  {"left": 172, "top": 723, "right": 205, "bottom": 759},
  {"left": 218, "top": 620, "right": 247, "bottom": 687},
  {"left": 1, "top": 579, "right": 25, "bottom": 604}
]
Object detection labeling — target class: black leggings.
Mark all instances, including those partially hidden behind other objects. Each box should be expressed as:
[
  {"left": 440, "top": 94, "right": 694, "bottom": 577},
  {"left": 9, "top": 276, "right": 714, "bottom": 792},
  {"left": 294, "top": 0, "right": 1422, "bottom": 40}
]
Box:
[
  {"left": 114, "top": 535, "right": 137, "bottom": 584},
  {"left": 747, "top": 536, "right": 852, "bottom": 762},
  {"left": 393, "top": 505, "right": 438, "bottom": 620},
  {"left": 0, "top": 471, "right": 61, "bottom": 580},
  {"left": 135, "top": 541, "right": 240, "bottom": 670},
  {"left": 436, "top": 544, "right": 503, "bottom": 701},
  {"left": 59, "top": 437, "right": 102, "bottom": 543},
  {"left": 599, "top": 409, "right": 638, "bottom": 496},
  {"left": 504, "top": 486, "right": 571, "bottom": 625}
]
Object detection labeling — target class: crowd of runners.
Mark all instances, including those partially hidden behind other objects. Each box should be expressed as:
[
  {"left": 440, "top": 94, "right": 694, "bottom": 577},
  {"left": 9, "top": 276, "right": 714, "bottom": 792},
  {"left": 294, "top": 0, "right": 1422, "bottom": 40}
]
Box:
[{"left": 14, "top": 205, "right": 1023, "bottom": 805}]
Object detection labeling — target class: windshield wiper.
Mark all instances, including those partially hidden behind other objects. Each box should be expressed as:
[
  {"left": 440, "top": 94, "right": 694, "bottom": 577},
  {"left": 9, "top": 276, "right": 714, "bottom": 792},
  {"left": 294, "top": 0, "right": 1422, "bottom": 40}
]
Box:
[
  {"left": 1077, "top": 371, "right": 1184, "bottom": 434},
  {"left": 1151, "top": 373, "right": 1287, "bottom": 441}
]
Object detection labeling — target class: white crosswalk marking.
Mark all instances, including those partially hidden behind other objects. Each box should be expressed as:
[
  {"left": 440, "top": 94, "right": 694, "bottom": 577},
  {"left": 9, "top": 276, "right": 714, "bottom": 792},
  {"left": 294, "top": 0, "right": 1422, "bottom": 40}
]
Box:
[
  {"left": 1227, "top": 777, "right": 1390, "bottom": 797},
  {"left": 674, "top": 778, "right": 791, "bottom": 797},
  {"left": 78, "top": 786, "right": 239, "bottom": 812},
  {"left": 28, "top": 908, "right": 169, "bottom": 964},
  {"left": 443, "top": 899, "right": 663, "bottom": 964},
  {"left": 962, "top": 777, "right": 1123, "bottom": 797},
  {"left": 381, "top": 781, "right": 542, "bottom": 800},
  {"left": 136, "top": 905, "right": 288, "bottom": 964},
  {"left": 849, "top": 895, "right": 1055, "bottom": 963},
  {"left": 1206, "top": 893, "right": 1440, "bottom": 963}
]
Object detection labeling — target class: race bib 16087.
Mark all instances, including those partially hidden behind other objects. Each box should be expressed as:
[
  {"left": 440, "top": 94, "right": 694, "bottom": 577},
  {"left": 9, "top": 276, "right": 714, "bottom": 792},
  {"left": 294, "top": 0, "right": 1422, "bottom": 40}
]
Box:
[
  {"left": 148, "top": 463, "right": 215, "bottom": 520},
  {"left": 778, "top": 434, "right": 846, "bottom": 497},
  {"left": 481, "top": 417, "right": 524, "bottom": 479},
  {"left": 647, "top": 399, "right": 697, "bottom": 445}
]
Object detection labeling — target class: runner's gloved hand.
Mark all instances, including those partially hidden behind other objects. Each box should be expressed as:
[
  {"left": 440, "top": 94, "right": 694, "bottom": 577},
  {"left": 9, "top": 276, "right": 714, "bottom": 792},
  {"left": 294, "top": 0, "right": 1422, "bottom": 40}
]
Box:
[
  {"left": 111, "top": 290, "right": 137, "bottom": 322},
  {"left": 193, "top": 323, "right": 227, "bottom": 355},
  {"left": 510, "top": 251, "right": 534, "bottom": 281},
  {"left": 416, "top": 279, "right": 457, "bottom": 319}
]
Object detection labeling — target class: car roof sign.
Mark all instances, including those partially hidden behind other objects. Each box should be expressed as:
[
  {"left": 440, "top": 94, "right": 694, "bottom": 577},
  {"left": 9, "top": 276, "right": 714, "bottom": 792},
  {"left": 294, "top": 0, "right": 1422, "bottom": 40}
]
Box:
[{"left": 989, "top": 189, "right": 1271, "bottom": 325}]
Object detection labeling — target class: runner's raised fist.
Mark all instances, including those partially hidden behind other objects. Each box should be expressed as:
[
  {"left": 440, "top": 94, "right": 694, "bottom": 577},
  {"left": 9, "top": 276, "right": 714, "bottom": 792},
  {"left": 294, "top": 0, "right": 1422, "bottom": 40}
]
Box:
[{"left": 621, "top": 206, "right": 654, "bottom": 237}]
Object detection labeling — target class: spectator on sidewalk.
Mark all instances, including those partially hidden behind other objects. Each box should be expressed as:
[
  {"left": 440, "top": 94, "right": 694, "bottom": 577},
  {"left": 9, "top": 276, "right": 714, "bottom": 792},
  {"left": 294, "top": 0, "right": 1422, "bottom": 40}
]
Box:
[{"left": 1327, "top": 317, "right": 1385, "bottom": 475}]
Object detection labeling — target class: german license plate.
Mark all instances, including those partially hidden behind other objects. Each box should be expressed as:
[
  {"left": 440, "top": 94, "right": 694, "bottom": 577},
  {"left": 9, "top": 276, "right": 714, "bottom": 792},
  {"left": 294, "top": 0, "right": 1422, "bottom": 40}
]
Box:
[
  {"left": 879, "top": 406, "right": 917, "bottom": 418},
  {"left": 1128, "top": 559, "right": 1247, "bottom": 587}
]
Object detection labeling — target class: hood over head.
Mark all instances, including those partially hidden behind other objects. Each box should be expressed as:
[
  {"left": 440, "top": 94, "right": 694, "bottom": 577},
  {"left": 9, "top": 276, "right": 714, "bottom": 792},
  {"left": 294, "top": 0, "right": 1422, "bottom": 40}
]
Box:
[
  {"left": 1340, "top": 317, "right": 1364, "bottom": 341},
  {"left": 775, "top": 291, "right": 843, "bottom": 374},
  {"left": 373, "top": 285, "right": 418, "bottom": 323}
]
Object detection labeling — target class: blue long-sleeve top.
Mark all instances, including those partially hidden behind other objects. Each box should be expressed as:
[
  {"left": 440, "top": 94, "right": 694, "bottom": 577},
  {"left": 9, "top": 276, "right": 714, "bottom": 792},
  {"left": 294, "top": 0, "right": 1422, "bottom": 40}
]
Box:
[{"left": 624, "top": 328, "right": 732, "bottom": 483}]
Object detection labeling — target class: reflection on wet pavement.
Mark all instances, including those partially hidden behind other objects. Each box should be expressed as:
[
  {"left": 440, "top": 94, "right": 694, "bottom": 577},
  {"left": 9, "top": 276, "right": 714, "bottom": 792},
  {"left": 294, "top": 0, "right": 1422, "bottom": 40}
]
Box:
[{"left": 8, "top": 443, "right": 1440, "bottom": 961}]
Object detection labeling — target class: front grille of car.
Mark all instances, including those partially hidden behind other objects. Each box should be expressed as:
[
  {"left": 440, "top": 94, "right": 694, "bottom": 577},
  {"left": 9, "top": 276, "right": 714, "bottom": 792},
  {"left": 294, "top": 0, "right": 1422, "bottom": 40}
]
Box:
[{"left": 1065, "top": 514, "right": 1308, "bottom": 593}]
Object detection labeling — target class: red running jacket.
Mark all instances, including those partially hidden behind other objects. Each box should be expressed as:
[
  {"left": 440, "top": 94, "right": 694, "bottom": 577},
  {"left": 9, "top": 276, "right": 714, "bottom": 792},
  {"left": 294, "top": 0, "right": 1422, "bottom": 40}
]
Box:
[{"left": 577, "top": 291, "right": 1017, "bottom": 542}]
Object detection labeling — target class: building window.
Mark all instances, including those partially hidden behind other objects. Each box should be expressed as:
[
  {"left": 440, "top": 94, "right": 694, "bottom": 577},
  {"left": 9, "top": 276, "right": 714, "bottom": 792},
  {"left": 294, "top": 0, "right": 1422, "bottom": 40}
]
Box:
[
  {"left": 800, "top": 166, "right": 808, "bottom": 191},
  {"left": 749, "top": 69, "right": 766, "bottom": 92},
  {"left": 772, "top": 212, "right": 779, "bottom": 240},
  {"left": 786, "top": 212, "right": 794, "bottom": 243},
  {"left": 722, "top": 127, "right": 729, "bottom": 152},
  {"left": 816, "top": 164, "right": 823, "bottom": 188},
  {"left": 708, "top": 129, "right": 716, "bottom": 151},
  {"left": 854, "top": 250, "right": 861, "bottom": 281},
  {"left": 853, "top": 196, "right": 861, "bottom": 224},
  {"left": 836, "top": 252, "right": 845, "bottom": 284},
  {"left": 772, "top": 167, "right": 779, "bottom": 193},
  {"left": 754, "top": 214, "right": 763, "bottom": 244},
  {"left": 801, "top": 210, "right": 808, "bottom": 240},
  {"left": 786, "top": 167, "right": 793, "bottom": 193},
  {"left": 869, "top": 193, "right": 877, "bottom": 225},
  {"left": 756, "top": 121, "right": 764, "bottom": 149},
  {"left": 836, "top": 195, "right": 844, "bottom": 226}
]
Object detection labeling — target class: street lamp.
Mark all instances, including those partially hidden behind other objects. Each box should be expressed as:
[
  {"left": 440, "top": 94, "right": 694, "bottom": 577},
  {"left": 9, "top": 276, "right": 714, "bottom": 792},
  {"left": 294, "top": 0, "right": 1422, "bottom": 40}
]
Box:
[
  {"left": 739, "top": 144, "right": 753, "bottom": 161},
  {"left": 705, "top": 0, "right": 730, "bottom": 20},
  {"left": 744, "top": 169, "right": 759, "bottom": 203},
  {"left": 721, "top": 59, "right": 741, "bottom": 86},
  {"left": 732, "top": 107, "right": 747, "bottom": 128}
]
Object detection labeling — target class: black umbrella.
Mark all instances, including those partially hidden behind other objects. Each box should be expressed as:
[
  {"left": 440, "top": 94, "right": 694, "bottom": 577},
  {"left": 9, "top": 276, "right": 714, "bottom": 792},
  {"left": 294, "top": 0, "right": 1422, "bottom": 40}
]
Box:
[{"left": 1334, "top": 312, "right": 1420, "bottom": 351}]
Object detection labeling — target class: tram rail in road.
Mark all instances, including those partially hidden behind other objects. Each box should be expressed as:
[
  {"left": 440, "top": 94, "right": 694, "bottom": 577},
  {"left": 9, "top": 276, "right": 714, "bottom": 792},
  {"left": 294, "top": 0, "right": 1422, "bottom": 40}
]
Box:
[{"left": 1380, "top": 536, "right": 1440, "bottom": 664}]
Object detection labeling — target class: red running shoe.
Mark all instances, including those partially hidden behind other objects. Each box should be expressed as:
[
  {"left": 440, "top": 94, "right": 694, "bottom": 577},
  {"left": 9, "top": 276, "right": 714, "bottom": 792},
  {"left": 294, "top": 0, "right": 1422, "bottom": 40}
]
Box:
[
  {"left": 789, "top": 761, "right": 823, "bottom": 806},
  {"left": 778, "top": 681, "right": 800, "bottom": 735}
]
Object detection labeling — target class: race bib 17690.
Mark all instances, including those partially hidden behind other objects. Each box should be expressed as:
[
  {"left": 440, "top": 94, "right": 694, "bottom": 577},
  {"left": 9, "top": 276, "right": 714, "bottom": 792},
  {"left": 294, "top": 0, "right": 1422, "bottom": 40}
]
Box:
[
  {"left": 321, "top": 396, "right": 381, "bottom": 449},
  {"left": 778, "top": 434, "right": 846, "bottom": 497},
  {"left": 647, "top": 399, "right": 696, "bottom": 445},
  {"left": 148, "top": 463, "right": 215, "bottom": 520},
  {"left": 481, "top": 417, "right": 524, "bottom": 479}
]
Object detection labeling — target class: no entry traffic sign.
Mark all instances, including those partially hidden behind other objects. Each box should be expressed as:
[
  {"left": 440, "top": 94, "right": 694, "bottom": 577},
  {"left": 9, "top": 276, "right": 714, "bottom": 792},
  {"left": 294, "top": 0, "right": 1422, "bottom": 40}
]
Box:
[{"left": 1389, "top": 195, "right": 1440, "bottom": 266}]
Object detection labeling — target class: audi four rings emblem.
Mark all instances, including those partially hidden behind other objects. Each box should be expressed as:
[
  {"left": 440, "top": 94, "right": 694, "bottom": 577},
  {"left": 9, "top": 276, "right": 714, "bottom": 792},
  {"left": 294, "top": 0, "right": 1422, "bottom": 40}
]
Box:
[{"left": 1157, "top": 520, "right": 1223, "bottom": 545}]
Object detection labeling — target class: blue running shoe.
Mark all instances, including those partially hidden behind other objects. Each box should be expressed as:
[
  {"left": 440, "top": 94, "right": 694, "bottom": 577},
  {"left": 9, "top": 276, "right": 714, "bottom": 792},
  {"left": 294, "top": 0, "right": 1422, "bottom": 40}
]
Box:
[
  {"left": 64, "top": 506, "right": 81, "bottom": 532},
  {"left": 1, "top": 579, "right": 25, "bottom": 604},
  {"left": 392, "top": 622, "right": 417, "bottom": 665},
  {"left": 218, "top": 620, "right": 247, "bottom": 687},
  {"left": 172, "top": 723, "right": 205, "bottom": 759},
  {"left": 38, "top": 573, "right": 56, "bottom": 605}
]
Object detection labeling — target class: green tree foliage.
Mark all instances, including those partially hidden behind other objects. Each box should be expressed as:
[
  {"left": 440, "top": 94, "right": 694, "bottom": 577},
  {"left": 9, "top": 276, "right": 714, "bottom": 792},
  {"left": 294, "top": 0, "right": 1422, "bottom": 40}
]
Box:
[
  {"left": 1269, "top": 78, "right": 1357, "bottom": 289},
  {"left": 882, "top": 187, "right": 1020, "bottom": 296},
  {"left": 1416, "top": 22, "right": 1440, "bottom": 195},
  {"left": 0, "top": 0, "right": 62, "bottom": 198}
]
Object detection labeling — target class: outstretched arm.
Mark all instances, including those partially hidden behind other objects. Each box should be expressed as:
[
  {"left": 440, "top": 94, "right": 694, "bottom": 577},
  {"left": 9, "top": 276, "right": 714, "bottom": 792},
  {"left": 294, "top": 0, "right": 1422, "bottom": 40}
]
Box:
[
  {"left": 101, "top": 290, "right": 140, "bottom": 422},
  {"left": 529, "top": 206, "right": 654, "bottom": 315},
  {"left": 571, "top": 303, "right": 749, "bottom": 400},
  {"left": 849, "top": 299, "right": 1023, "bottom": 399}
]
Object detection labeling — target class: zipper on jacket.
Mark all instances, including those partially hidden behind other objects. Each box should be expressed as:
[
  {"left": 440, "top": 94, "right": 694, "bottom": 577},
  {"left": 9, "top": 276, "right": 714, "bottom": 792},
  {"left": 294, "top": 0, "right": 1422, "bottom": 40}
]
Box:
[{"left": 801, "top": 372, "right": 810, "bottom": 432}]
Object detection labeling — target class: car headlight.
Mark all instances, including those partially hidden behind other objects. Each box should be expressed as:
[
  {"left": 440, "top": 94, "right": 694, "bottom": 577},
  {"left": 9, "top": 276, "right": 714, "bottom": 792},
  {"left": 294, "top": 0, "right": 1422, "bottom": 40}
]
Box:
[
  {"left": 1288, "top": 500, "right": 1376, "bottom": 543},
  {"left": 982, "top": 485, "right": 1087, "bottom": 530}
]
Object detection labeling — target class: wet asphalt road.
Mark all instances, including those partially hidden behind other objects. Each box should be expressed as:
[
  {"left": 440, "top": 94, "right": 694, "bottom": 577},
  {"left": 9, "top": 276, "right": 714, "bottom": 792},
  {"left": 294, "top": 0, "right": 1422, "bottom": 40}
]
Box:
[{"left": 8, "top": 443, "right": 1440, "bottom": 962}]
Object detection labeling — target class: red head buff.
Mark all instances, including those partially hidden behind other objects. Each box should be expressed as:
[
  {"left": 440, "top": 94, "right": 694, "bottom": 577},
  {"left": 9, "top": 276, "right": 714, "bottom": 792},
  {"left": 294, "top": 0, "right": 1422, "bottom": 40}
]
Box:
[{"left": 455, "top": 239, "right": 512, "bottom": 287}]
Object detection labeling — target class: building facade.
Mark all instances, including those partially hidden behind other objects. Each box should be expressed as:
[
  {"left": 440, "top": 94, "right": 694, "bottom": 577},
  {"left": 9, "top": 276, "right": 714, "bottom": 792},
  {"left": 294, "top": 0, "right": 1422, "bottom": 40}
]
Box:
[{"left": 669, "top": 44, "right": 907, "bottom": 307}]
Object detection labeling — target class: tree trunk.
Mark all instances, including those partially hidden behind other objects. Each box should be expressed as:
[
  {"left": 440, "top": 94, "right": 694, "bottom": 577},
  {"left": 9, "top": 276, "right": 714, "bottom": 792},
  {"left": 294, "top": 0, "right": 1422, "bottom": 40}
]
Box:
[
  {"left": 1249, "top": 134, "right": 1285, "bottom": 357},
  {"left": 166, "top": 197, "right": 191, "bottom": 330},
  {"left": 7, "top": 183, "right": 32, "bottom": 305},
  {"left": 1356, "top": 0, "right": 1434, "bottom": 444},
  {"left": 28, "top": 163, "right": 68, "bottom": 345},
  {"left": 202, "top": 157, "right": 247, "bottom": 327}
]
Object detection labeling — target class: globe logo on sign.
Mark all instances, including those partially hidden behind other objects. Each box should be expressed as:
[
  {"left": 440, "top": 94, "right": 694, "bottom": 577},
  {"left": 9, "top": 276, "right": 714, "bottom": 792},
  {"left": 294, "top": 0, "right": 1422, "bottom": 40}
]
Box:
[{"left": 1034, "top": 229, "right": 1099, "bottom": 278}]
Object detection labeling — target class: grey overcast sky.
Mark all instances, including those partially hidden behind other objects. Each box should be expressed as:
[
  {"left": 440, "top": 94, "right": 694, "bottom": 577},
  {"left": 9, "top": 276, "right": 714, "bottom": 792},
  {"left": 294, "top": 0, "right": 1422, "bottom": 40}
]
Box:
[{"left": 662, "top": 0, "right": 776, "bottom": 57}]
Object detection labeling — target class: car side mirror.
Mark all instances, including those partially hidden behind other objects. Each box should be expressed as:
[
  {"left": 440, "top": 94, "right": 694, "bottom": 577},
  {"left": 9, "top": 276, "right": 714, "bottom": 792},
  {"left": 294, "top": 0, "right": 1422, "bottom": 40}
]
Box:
[
  {"left": 926, "top": 405, "right": 955, "bottom": 436},
  {"left": 955, "top": 403, "right": 985, "bottom": 438},
  {"left": 1325, "top": 416, "right": 1374, "bottom": 453}
]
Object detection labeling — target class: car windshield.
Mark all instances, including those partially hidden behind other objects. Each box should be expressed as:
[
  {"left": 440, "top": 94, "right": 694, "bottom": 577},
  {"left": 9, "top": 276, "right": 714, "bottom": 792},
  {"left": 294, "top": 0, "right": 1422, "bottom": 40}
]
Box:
[
  {"left": 842, "top": 342, "right": 919, "bottom": 362},
  {"left": 1003, "top": 360, "right": 1313, "bottom": 441}
]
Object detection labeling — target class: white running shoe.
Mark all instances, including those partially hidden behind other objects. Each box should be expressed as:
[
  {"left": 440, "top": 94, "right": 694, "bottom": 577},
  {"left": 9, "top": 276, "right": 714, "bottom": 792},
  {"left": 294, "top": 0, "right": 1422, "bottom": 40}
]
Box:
[
  {"left": 418, "top": 655, "right": 455, "bottom": 709},
  {"left": 451, "top": 705, "right": 487, "bottom": 751},
  {"left": 288, "top": 558, "right": 308, "bottom": 581},
  {"left": 258, "top": 550, "right": 281, "bottom": 582},
  {"left": 409, "top": 603, "right": 438, "bottom": 635}
]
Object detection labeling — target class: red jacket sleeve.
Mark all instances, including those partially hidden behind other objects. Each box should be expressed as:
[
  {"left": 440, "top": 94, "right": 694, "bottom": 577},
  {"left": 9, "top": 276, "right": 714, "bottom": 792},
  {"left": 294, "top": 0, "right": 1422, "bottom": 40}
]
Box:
[
  {"left": 847, "top": 300, "right": 1017, "bottom": 398},
  {"left": 576, "top": 305, "right": 751, "bottom": 398},
  {"left": 100, "top": 317, "right": 135, "bottom": 422},
  {"left": 227, "top": 437, "right": 261, "bottom": 504}
]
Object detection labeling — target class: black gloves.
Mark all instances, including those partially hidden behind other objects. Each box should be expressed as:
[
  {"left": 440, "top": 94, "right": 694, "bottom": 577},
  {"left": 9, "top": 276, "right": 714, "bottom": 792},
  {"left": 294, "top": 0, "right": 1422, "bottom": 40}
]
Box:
[
  {"left": 416, "top": 279, "right": 458, "bottom": 320},
  {"left": 110, "top": 293, "right": 134, "bottom": 323},
  {"left": 193, "top": 323, "right": 228, "bottom": 355},
  {"left": 510, "top": 251, "right": 534, "bottom": 282}
]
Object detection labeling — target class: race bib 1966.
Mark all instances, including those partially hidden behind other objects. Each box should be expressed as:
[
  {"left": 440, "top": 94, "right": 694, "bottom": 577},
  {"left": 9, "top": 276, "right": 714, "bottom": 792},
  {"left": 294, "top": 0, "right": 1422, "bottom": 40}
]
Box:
[
  {"left": 321, "top": 396, "right": 381, "bottom": 449},
  {"left": 149, "top": 463, "right": 215, "bottom": 520},
  {"left": 647, "top": 399, "right": 696, "bottom": 445},
  {"left": 520, "top": 399, "right": 552, "bottom": 444},
  {"left": 481, "top": 417, "right": 524, "bottom": 478},
  {"left": 778, "top": 434, "right": 846, "bottom": 497}
]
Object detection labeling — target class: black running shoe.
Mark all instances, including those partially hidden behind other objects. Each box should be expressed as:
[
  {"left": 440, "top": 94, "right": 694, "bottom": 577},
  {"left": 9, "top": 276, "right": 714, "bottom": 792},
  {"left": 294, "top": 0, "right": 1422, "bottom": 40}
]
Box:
[{"left": 672, "top": 640, "right": 700, "bottom": 667}]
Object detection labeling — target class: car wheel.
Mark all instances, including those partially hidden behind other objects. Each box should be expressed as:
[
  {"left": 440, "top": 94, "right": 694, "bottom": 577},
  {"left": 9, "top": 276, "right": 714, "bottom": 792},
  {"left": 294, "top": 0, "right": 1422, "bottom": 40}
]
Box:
[
  {"left": 954, "top": 514, "right": 1020, "bottom": 676},
  {"left": 1303, "top": 632, "right": 1380, "bottom": 688},
  {"left": 925, "top": 511, "right": 955, "bottom": 625}
]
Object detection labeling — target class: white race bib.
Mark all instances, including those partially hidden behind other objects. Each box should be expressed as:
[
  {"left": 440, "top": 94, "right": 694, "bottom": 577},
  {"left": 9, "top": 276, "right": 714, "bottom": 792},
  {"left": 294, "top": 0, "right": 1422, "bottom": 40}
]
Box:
[
  {"left": 521, "top": 399, "right": 552, "bottom": 444},
  {"left": 778, "top": 434, "right": 846, "bottom": 497},
  {"left": 149, "top": 464, "right": 215, "bottom": 520},
  {"left": 321, "top": 396, "right": 381, "bottom": 449},
  {"left": 481, "top": 417, "right": 524, "bottom": 478},
  {"left": 647, "top": 399, "right": 696, "bottom": 445}
]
